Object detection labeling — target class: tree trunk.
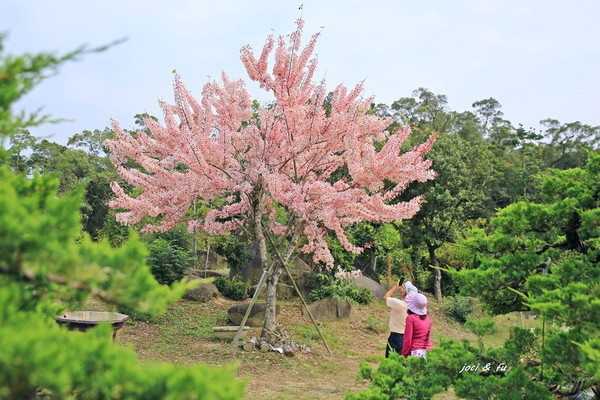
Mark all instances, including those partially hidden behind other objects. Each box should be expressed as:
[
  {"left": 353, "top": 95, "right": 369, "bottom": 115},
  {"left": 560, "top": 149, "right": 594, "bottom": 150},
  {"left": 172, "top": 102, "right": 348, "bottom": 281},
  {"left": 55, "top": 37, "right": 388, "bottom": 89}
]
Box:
[
  {"left": 262, "top": 266, "right": 283, "bottom": 335},
  {"left": 427, "top": 243, "right": 442, "bottom": 302},
  {"left": 247, "top": 184, "right": 278, "bottom": 335},
  {"left": 261, "top": 219, "right": 304, "bottom": 337}
]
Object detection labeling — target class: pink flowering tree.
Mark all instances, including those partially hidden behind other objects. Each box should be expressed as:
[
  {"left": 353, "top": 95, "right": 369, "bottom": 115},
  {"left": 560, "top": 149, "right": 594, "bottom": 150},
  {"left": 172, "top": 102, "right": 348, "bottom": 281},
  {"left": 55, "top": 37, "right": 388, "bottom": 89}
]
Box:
[{"left": 105, "top": 19, "right": 436, "bottom": 336}]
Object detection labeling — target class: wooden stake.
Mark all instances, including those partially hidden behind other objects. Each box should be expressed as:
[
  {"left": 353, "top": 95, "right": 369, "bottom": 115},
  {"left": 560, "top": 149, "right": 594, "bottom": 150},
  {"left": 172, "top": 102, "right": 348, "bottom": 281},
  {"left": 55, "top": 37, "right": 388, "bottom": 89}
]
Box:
[{"left": 265, "top": 231, "right": 333, "bottom": 356}]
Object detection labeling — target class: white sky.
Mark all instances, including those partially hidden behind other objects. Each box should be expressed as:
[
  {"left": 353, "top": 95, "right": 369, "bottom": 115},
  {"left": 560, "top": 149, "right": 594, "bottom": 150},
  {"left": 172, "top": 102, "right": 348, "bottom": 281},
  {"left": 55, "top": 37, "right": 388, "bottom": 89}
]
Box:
[{"left": 3, "top": 0, "right": 599, "bottom": 145}]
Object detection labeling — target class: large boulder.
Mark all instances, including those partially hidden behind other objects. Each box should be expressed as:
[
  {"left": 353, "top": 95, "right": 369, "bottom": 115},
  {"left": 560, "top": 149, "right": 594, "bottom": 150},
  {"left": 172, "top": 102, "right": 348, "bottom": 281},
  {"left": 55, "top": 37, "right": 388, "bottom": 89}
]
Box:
[
  {"left": 353, "top": 255, "right": 381, "bottom": 283},
  {"left": 234, "top": 242, "right": 312, "bottom": 287},
  {"left": 228, "top": 302, "right": 280, "bottom": 327},
  {"left": 183, "top": 269, "right": 227, "bottom": 280},
  {"left": 196, "top": 249, "right": 227, "bottom": 271},
  {"left": 252, "top": 282, "right": 296, "bottom": 300},
  {"left": 183, "top": 282, "right": 219, "bottom": 302},
  {"left": 233, "top": 242, "right": 263, "bottom": 284},
  {"left": 302, "top": 297, "right": 351, "bottom": 321},
  {"left": 350, "top": 275, "right": 386, "bottom": 300}
]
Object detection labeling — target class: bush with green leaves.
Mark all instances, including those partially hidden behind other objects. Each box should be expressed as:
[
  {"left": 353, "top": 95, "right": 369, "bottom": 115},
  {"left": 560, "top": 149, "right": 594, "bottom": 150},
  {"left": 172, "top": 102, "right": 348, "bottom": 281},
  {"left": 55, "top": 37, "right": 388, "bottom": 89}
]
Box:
[
  {"left": 147, "top": 238, "right": 190, "bottom": 285},
  {"left": 465, "top": 315, "right": 498, "bottom": 353},
  {"left": 211, "top": 233, "right": 253, "bottom": 276},
  {"left": 348, "top": 340, "right": 554, "bottom": 400},
  {"left": 214, "top": 276, "right": 251, "bottom": 300},
  {"left": 440, "top": 295, "right": 475, "bottom": 323},
  {"left": 0, "top": 166, "right": 245, "bottom": 398},
  {"left": 452, "top": 152, "right": 600, "bottom": 387},
  {"left": 311, "top": 273, "right": 374, "bottom": 305}
]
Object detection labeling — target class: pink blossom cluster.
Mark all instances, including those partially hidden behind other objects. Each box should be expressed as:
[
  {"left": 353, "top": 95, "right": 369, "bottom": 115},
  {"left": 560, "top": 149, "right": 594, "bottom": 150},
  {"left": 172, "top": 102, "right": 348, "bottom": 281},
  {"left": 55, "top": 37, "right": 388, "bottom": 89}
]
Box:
[
  {"left": 105, "top": 19, "right": 436, "bottom": 267},
  {"left": 333, "top": 266, "right": 363, "bottom": 280}
]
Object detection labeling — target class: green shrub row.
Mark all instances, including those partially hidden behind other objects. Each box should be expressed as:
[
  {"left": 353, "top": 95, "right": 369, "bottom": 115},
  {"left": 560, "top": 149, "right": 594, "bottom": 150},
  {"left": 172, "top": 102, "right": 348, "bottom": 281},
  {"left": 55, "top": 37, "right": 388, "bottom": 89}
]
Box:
[{"left": 214, "top": 276, "right": 251, "bottom": 300}]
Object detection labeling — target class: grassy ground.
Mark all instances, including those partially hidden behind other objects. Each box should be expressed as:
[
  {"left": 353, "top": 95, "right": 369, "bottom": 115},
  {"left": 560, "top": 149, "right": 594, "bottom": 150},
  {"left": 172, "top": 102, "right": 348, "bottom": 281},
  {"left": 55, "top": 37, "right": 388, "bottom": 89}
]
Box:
[{"left": 105, "top": 291, "right": 542, "bottom": 400}]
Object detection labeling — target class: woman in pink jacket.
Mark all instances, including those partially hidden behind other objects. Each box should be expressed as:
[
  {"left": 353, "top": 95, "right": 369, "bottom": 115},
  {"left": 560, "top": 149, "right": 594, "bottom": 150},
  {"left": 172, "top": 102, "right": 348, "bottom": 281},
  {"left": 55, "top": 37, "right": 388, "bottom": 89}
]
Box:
[{"left": 402, "top": 292, "right": 433, "bottom": 359}]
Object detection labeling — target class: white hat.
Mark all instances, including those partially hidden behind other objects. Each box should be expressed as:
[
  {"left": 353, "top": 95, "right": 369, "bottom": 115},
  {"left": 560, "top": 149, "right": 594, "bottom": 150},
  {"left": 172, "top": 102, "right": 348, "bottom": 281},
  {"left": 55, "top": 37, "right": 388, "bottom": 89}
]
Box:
[{"left": 404, "top": 281, "right": 419, "bottom": 294}]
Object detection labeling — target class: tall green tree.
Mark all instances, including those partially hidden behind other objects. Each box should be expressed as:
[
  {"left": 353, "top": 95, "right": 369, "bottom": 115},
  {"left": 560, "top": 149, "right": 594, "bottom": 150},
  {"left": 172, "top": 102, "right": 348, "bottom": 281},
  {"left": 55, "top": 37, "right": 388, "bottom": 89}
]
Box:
[
  {"left": 472, "top": 97, "right": 516, "bottom": 149},
  {"left": 454, "top": 152, "right": 600, "bottom": 386},
  {"left": 390, "top": 87, "right": 453, "bottom": 133},
  {"left": 540, "top": 118, "right": 600, "bottom": 169},
  {"left": 398, "top": 132, "right": 494, "bottom": 301},
  {"left": 68, "top": 128, "right": 120, "bottom": 239}
]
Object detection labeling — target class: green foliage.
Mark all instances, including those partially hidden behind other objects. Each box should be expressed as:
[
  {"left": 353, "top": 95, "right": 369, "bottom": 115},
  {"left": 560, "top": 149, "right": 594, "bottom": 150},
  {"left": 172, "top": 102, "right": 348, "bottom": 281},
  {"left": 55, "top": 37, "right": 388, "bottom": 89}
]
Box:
[
  {"left": 353, "top": 285, "right": 375, "bottom": 305},
  {"left": 0, "top": 297, "right": 243, "bottom": 399},
  {"left": 98, "top": 210, "right": 130, "bottom": 247},
  {"left": 394, "top": 131, "right": 495, "bottom": 299},
  {"left": 324, "top": 233, "right": 357, "bottom": 271},
  {"left": 440, "top": 296, "right": 475, "bottom": 323},
  {"left": 0, "top": 34, "right": 246, "bottom": 398},
  {"left": 579, "top": 338, "right": 600, "bottom": 380},
  {"left": 453, "top": 151, "right": 600, "bottom": 389},
  {"left": 211, "top": 232, "right": 253, "bottom": 276},
  {"left": 347, "top": 350, "right": 451, "bottom": 400},
  {"left": 465, "top": 315, "right": 498, "bottom": 353},
  {"left": 0, "top": 166, "right": 244, "bottom": 397},
  {"left": 213, "top": 276, "right": 250, "bottom": 301},
  {"left": 143, "top": 223, "right": 195, "bottom": 256},
  {"left": 311, "top": 273, "right": 374, "bottom": 305},
  {"left": 348, "top": 339, "right": 554, "bottom": 400},
  {"left": 147, "top": 238, "right": 190, "bottom": 285}
]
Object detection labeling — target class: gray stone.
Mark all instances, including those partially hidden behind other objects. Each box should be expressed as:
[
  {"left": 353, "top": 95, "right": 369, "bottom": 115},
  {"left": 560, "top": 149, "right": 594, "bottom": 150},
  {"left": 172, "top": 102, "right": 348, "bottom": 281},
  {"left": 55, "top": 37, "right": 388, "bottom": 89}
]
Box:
[
  {"left": 183, "top": 269, "right": 227, "bottom": 280},
  {"left": 350, "top": 275, "right": 386, "bottom": 300},
  {"left": 234, "top": 242, "right": 313, "bottom": 286},
  {"left": 302, "top": 297, "right": 351, "bottom": 321},
  {"left": 252, "top": 282, "right": 296, "bottom": 300},
  {"left": 196, "top": 249, "right": 227, "bottom": 271},
  {"left": 228, "top": 302, "right": 280, "bottom": 327},
  {"left": 183, "top": 282, "right": 218, "bottom": 302},
  {"left": 291, "top": 270, "right": 319, "bottom": 300}
]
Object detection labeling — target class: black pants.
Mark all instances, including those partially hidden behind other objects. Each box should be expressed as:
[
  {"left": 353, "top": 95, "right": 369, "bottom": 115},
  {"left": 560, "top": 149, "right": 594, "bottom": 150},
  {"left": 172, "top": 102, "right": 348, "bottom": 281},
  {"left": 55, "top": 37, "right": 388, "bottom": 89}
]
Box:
[{"left": 385, "top": 332, "right": 404, "bottom": 358}]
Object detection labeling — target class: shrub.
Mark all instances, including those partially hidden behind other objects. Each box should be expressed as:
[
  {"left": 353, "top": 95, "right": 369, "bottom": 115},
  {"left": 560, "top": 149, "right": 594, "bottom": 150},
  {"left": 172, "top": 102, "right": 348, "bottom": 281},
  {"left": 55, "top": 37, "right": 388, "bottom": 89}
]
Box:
[
  {"left": 311, "top": 273, "right": 374, "bottom": 305},
  {"left": 214, "top": 276, "right": 250, "bottom": 301},
  {"left": 211, "top": 233, "right": 253, "bottom": 276},
  {"left": 441, "top": 295, "right": 475, "bottom": 323},
  {"left": 147, "top": 238, "right": 190, "bottom": 285},
  {"left": 465, "top": 316, "right": 498, "bottom": 353}
]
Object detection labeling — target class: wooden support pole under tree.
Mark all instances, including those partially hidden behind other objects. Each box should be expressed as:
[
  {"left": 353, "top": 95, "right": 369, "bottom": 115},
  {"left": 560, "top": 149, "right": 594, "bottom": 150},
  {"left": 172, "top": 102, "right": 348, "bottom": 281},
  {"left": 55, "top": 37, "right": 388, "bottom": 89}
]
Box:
[
  {"left": 232, "top": 218, "right": 299, "bottom": 349},
  {"left": 265, "top": 231, "right": 333, "bottom": 356},
  {"left": 232, "top": 266, "right": 269, "bottom": 348},
  {"left": 204, "top": 244, "right": 210, "bottom": 278}
]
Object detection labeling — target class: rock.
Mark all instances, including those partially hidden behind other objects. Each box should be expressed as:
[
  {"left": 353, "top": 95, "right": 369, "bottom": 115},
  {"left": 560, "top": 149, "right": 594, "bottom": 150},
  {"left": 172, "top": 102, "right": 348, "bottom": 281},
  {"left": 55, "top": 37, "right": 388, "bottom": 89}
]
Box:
[
  {"left": 228, "top": 302, "right": 280, "bottom": 327},
  {"left": 183, "top": 282, "right": 218, "bottom": 302},
  {"left": 252, "top": 282, "right": 296, "bottom": 300},
  {"left": 350, "top": 275, "right": 386, "bottom": 300},
  {"left": 196, "top": 249, "right": 227, "bottom": 270},
  {"left": 302, "top": 297, "right": 351, "bottom": 321},
  {"left": 232, "top": 242, "right": 264, "bottom": 284},
  {"left": 279, "top": 270, "right": 318, "bottom": 299},
  {"left": 234, "top": 242, "right": 313, "bottom": 287},
  {"left": 183, "top": 270, "right": 227, "bottom": 280}
]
